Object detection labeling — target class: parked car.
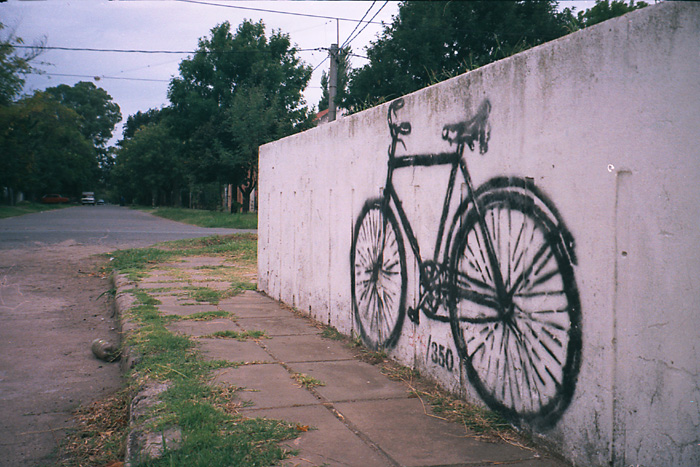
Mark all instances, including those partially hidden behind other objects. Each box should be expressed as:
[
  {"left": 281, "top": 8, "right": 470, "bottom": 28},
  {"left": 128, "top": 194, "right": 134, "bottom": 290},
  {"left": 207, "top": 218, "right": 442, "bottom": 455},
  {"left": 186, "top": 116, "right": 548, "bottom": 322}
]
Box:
[
  {"left": 40, "top": 194, "right": 69, "bottom": 204},
  {"left": 81, "top": 192, "right": 96, "bottom": 205},
  {"left": 97, "top": 199, "right": 105, "bottom": 205}
]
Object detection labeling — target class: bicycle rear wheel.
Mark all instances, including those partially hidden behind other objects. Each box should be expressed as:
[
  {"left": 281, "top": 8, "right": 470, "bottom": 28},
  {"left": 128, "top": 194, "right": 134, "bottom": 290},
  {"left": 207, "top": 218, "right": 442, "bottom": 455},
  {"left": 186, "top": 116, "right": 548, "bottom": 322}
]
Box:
[
  {"left": 448, "top": 187, "right": 581, "bottom": 427},
  {"left": 351, "top": 198, "right": 407, "bottom": 350}
]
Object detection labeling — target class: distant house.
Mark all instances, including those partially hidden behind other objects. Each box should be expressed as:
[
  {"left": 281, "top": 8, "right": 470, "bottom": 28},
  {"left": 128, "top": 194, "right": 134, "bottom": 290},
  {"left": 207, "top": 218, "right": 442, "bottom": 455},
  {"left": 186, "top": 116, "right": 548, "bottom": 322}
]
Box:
[{"left": 315, "top": 108, "right": 330, "bottom": 125}]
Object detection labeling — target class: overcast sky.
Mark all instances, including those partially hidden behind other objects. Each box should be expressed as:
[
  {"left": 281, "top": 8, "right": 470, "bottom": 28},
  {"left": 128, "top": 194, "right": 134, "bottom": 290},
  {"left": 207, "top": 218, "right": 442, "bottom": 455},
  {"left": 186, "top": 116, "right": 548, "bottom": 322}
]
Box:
[{"left": 1, "top": 0, "right": 598, "bottom": 144}]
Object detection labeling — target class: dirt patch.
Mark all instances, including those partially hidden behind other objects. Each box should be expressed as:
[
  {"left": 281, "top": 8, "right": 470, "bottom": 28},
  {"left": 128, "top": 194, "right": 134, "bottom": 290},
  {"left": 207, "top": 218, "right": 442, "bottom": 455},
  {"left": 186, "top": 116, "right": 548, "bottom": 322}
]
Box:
[{"left": 0, "top": 244, "right": 122, "bottom": 466}]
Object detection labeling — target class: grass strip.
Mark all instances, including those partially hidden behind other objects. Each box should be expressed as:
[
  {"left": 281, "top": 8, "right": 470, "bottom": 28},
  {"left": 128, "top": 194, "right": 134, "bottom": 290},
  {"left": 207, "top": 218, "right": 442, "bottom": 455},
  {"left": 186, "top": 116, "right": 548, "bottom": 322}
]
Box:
[
  {"left": 201, "top": 330, "right": 268, "bottom": 341},
  {"left": 124, "top": 282, "right": 298, "bottom": 466},
  {"left": 0, "top": 201, "right": 70, "bottom": 219},
  {"left": 177, "top": 310, "right": 233, "bottom": 321},
  {"left": 134, "top": 206, "right": 257, "bottom": 229},
  {"left": 62, "top": 234, "right": 299, "bottom": 466},
  {"left": 104, "top": 234, "right": 258, "bottom": 283}
]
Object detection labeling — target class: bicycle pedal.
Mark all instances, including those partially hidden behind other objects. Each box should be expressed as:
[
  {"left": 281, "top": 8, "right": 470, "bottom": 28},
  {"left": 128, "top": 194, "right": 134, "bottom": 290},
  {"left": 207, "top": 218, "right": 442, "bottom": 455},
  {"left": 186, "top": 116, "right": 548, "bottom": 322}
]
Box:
[{"left": 407, "top": 306, "right": 420, "bottom": 325}]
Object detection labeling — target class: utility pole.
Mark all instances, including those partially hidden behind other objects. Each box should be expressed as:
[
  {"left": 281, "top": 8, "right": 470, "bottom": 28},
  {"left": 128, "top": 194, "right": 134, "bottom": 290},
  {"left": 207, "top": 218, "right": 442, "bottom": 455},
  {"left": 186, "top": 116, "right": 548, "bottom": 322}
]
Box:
[{"left": 328, "top": 43, "right": 338, "bottom": 122}]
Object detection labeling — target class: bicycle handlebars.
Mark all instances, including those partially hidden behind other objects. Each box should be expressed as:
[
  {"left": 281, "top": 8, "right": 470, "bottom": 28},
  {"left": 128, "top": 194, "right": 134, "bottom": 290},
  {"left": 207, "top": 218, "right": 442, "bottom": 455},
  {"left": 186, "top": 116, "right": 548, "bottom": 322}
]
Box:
[{"left": 388, "top": 97, "right": 492, "bottom": 156}]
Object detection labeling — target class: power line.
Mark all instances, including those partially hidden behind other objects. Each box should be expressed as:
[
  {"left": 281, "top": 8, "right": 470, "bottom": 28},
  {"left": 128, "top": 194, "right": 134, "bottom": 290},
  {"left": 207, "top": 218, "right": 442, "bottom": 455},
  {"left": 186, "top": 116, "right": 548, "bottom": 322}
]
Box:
[
  {"left": 173, "top": 0, "right": 386, "bottom": 25},
  {"left": 14, "top": 44, "right": 322, "bottom": 55},
  {"left": 44, "top": 72, "right": 170, "bottom": 83},
  {"left": 312, "top": 56, "right": 329, "bottom": 74},
  {"left": 340, "top": 1, "right": 376, "bottom": 49},
  {"left": 342, "top": 1, "right": 389, "bottom": 50}
]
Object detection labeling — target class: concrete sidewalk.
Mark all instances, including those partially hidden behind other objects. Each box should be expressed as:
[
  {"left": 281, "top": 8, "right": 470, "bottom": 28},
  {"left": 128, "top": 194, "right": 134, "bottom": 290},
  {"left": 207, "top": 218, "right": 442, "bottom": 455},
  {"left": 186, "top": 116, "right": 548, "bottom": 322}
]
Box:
[{"left": 119, "top": 256, "right": 568, "bottom": 467}]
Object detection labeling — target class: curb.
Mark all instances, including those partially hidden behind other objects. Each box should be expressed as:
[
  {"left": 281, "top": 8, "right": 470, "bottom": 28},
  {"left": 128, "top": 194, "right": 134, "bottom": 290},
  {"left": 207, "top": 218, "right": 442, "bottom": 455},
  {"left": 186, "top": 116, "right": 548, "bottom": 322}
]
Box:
[{"left": 112, "top": 273, "right": 180, "bottom": 466}]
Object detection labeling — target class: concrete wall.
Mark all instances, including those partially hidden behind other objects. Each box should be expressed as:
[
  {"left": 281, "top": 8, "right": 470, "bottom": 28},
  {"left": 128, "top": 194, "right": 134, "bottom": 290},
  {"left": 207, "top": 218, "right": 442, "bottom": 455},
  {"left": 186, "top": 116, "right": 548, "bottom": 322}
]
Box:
[{"left": 258, "top": 3, "right": 700, "bottom": 466}]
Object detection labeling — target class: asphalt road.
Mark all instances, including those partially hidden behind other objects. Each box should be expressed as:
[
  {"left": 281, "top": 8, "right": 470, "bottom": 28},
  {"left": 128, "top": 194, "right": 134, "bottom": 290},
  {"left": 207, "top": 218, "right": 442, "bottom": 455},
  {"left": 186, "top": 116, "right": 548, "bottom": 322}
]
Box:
[
  {"left": 0, "top": 204, "right": 249, "bottom": 250},
  {"left": 0, "top": 205, "right": 249, "bottom": 466}
]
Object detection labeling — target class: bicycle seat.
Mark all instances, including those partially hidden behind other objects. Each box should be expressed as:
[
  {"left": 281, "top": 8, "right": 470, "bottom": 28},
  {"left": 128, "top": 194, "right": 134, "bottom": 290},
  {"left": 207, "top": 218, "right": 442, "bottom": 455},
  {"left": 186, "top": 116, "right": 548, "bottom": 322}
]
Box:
[
  {"left": 441, "top": 99, "right": 491, "bottom": 154},
  {"left": 388, "top": 98, "right": 412, "bottom": 137}
]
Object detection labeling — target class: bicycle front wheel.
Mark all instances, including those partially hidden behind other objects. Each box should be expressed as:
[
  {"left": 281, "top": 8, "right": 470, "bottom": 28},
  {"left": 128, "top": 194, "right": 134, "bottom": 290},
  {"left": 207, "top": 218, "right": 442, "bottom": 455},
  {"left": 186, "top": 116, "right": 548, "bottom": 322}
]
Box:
[
  {"left": 448, "top": 187, "right": 581, "bottom": 427},
  {"left": 351, "top": 198, "right": 407, "bottom": 351}
]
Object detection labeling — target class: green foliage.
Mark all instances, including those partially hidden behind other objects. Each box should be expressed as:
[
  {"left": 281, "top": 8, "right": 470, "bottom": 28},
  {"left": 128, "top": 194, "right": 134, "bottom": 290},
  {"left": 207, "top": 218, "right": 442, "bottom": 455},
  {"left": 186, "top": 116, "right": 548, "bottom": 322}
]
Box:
[
  {"left": 113, "top": 240, "right": 298, "bottom": 466},
  {"left": 113, "top": 20, "right": 313, "bottom": 210},
  {"left": 202, "top": 330, "right": 268, "bottom": 341},
  {"left": 0, "top": 92, "right": 97, "bottom": 198},
  {"left": 574, "top": 0, "right": 649, "bottom": 28},
  {"left": 345, "top": 0, "right": 648, "bottom": 112},
  {"left": 319, "top": 326, "right": 345, "bottom": 341},
  {"left": 346, "top": 1, "right": 571, "bottom": 110},
  {"left": 145, "top": 206, "right": 258, "bottom": 229},
  {"left": 164, "top": 20, "right": 312, "bottom": 210},
  {"left": 122, "top": 108, "right": 166, "bottom": 140},
  {"left": 123, "top": 293, "right": 298, "bottom": 467},
  {"left": 0, "top": 22, "right": 40, "bottom": 106},
  {"left": 107, "top": 247, "right": 178, "bottom": 272},
  {"left": 318, "top": 46, "right": 352, "bottom": 112},
  {"left": 44, "top": 81, "right": 122, "bottom": 149},
  {"left": 291, "top": 373, "right": 325, "bottom": 389},
  {"left": 112, "top": 122, "right": 185, "bottom": 206},
  {"left": 1, "top": 30, "right": 119, "bottom": 203},
  {"left": 178, "top": 310, "right": 233, "bottom": 320},
  {"left": 0, "top": 200, "right": 68, "bottom": 218}
]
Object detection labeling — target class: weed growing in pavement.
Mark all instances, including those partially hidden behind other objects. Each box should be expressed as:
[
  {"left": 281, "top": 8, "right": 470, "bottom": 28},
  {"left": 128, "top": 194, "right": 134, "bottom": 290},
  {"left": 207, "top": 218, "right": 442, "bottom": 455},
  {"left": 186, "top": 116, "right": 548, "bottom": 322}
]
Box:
[
  {"left": 201, "top": 330, "right": 268, "bottom": 341},
  {"left": 104, "top": 234, "right": 258, "bottom": 282},
  {"left": 319, "top": 326, "right": 344, "bottom": 340},
  {"left": 175, "top": 310, "right": 233, "bottom": 321},
  {"left": 291, "top": 373, "right": 325, "bottom": 389},
  {"left": 124, "top": 288, "right": 298, "bottom": 466},
  {"left": 186, "top": 286, "right": 226, "bottom": 304},
  {"left": 65, "top": 235, "right": 301, "bottom": 466},
  {"left": 343, "top": 332, "right": 514, "bottom": 440}
]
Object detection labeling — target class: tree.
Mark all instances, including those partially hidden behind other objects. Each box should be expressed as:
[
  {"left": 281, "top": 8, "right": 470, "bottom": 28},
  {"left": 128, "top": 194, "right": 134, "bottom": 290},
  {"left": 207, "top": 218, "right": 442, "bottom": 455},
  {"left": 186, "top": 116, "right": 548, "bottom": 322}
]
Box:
[
  {"left": 44, "top": 81, "right": 122, "bottom": 150},
  {"left": 121, "top": 107, "right": 166, "bottom": 141},
  {"left": 574, "top": 0, "right": 648, "bottom": 28},
  {"left": 167, "top": 20, "right": 312, "bottom": 210},
  {"left": 227, "top": 86, "right": 291, "bottom": 211},
  {"left": 112, "top": 121, "right": 184, "bottom": 206},
  {"left": 346, "top": 1, "right": 577, "bottom": 110},
  {"left": 0, "top": 92, "right": 96, "bottom": 199},
  {"left": 0, "top": 21, "right": 42, "bottom": 106}
]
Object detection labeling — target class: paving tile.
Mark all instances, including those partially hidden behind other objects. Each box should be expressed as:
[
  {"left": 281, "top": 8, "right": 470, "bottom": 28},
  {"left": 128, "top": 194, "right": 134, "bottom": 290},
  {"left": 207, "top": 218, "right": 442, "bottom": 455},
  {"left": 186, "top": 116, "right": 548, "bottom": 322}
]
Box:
[
  {"left": 197, "top": 337, "right": 273, "bottom": 363},
  {"left": 217, "top": 290, "right": 279, "bottom": 307},
  {"left": 235, "top": 316, "right": 319, "bottom": 336},
  {"left": 262, "top": 335, "right": 355, "bottom": 363},
  {"left": 335, "top": 398, "right": 538, "bottom": 467},
  {"left": 166, "top": 318, "right": 240, "bottom": 337},
  {"left": 218, "top": 302, "right": 287, "bottom": 318},
  {"left": 212, "top": 364, "right": 319, "bottom": 409},
  {"left": 135, "top": 282, "right": 180, "bottom": 290},
  {"left": 158, "top": 303, "right": 219, "bottom": 316},
  {"left": 244, "top": 405, "right": 393, "bottom": 467},
  {"left": 287, "top": 360, "right": 410, "bottom": 402},
  {"left": 188, "top": 281, "right": 231, "bottom": 290}
]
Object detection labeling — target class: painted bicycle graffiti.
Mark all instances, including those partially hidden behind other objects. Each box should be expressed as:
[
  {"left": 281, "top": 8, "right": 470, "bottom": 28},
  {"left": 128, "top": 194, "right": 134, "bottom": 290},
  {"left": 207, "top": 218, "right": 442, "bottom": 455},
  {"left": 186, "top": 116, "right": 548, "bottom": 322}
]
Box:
[{"left": 350, "top": 98, "right": 582, "bottom": 427}]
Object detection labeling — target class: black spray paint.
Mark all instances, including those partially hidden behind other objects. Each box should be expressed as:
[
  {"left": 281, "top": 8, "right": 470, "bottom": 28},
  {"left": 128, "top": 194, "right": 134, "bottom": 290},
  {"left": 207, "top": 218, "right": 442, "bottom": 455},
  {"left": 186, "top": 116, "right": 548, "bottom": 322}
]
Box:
[{"left": 350, "top": 97, "right": 582, "bottom": 429}]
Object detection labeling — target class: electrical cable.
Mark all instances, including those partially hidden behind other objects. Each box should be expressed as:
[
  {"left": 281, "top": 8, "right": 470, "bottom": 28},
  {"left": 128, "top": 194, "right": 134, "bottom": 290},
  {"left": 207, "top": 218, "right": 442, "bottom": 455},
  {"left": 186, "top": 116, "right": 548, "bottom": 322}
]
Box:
[
  {"left": 13, "top": 44, "right": 321, "bottom": 55},
  {"left": 312, "top": 56, "right": 329, "bottom": 73},
  {"left": 173, "top": 0, "right": 385, "bottom": 25},
  {"left": 44, "top": 72, "right": 170, "bottom": 83},
  {"left": 342, "top": 1, "right": 389, "bottom": 50},
  {"left": 340, "top": 1, "right": 376, "bottom": 49}
]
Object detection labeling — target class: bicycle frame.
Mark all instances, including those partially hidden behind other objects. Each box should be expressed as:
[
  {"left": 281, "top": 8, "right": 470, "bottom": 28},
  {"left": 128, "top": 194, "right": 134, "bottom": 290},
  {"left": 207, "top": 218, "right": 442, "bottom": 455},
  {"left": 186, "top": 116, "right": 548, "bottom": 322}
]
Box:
[
  {"left": 380, "top": 99, "right": 507, "bottom": 322},
  {"left": 351, "top": 97, "right": 582, "bottom": 427}
]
